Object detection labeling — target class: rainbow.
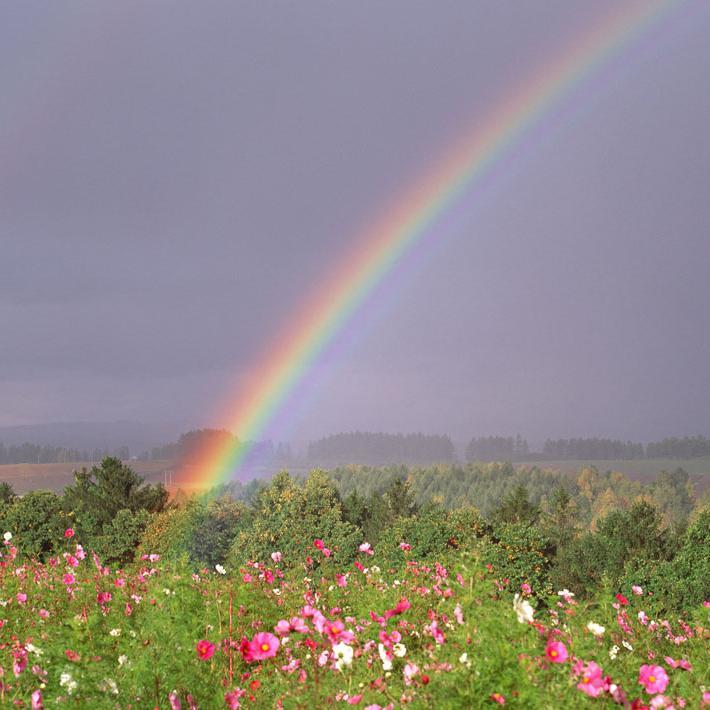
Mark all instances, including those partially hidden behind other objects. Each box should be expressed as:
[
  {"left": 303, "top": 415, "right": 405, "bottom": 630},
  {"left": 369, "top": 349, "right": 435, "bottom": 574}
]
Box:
[{"left": 182, "top": 0, "right": 680, "bottom": 488}]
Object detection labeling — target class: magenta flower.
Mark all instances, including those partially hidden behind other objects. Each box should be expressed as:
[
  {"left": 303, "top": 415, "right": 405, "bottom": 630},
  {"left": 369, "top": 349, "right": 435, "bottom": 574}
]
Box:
[
  {"left": 195, "top": 639, "right": 215, "bottom": 660},
  {"left": 577, "top": 661, "right": 605, "bottom": 697},
  {"left": 31, "top": 689, "right": 43, "bottom": 710},
  {"left": 250, "top": 632, "right": 279, "bottom": 660},
  {"left": 545, "top": 640, "right": 568, "bottom": 664},
  {"left": 64, "top": 528, "right": 75, "bottom": 538},
  {"left": 638, "top": 664, "right": 669, "bottom": 694}
]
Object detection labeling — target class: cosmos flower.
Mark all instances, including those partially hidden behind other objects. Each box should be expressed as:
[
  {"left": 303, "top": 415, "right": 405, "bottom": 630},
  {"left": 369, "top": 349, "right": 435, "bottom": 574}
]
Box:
[
  {"left": 195, "top": 640, "right": 215, "bottom": 661},
  {"left": 513, "top": 594, "right": 534, "bottom": 623},
  {"left": 638, "top": 664, "right": 669, "bottom": 694},
  {"left": 332, "top": 642, "right": 354, "bottom": 670},
  {"left": 545, "top": 640, "right": 568, "bottom": 663}
]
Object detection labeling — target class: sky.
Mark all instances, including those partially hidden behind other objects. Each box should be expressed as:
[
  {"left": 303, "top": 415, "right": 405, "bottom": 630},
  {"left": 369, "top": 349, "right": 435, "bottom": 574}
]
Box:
[{"left": 1, "top": 0, "right": 709, "bottom": 448}]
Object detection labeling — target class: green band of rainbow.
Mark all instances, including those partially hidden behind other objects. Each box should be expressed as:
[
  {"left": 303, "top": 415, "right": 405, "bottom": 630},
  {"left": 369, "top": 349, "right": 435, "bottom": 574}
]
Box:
[{"left": 182, "top": 0, "right": 680, "bottom": 488}]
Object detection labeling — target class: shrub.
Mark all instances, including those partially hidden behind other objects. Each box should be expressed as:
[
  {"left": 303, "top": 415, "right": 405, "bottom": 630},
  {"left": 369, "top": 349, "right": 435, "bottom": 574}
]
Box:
[
  {"left": 484, "top": 523, "right": 555, "bottom": 595},
  {"left": 0, "top": 490, "right": 69, "bottom": 559}
]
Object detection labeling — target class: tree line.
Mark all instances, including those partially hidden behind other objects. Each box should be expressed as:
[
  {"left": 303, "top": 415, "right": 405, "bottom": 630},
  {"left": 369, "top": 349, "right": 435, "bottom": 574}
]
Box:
[
  {"left": 466, "top": 434, "right": 710, "bottom": 462},
  {"left": 307, "top": 431, "right": 455, "bottom": 464},
  {"left": 1, "top": 457, "right": 707, "bottom": 613},
  {"left": 0, "top": 441, "right": 129, "bottom": 465}
]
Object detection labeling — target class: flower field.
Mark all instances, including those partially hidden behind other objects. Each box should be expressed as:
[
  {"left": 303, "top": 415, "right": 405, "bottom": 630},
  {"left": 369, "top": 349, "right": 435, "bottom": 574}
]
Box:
[{"left": 1, "top": 530, "right": 707, "bottom": 709}]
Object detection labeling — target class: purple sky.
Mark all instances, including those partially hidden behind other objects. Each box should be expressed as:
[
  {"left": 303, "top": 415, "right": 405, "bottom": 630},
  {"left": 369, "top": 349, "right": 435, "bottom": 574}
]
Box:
[{"left": 1, "top": 1, "right": 709, "bottom": 447}]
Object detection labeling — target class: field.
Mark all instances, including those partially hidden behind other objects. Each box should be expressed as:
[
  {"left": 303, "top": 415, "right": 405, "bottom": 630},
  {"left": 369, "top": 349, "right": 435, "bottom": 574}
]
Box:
[
  {"left": 0, "top": 460, "right": 175, "bottom": 495},
  {"left": 1, "top": 530, "right": 707, "bottom": 708}
]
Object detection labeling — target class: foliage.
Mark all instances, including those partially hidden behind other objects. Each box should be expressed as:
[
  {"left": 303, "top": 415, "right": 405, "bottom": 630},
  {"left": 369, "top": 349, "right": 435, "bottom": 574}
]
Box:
[
  {"left": 484, "top": 522, "right": 555, "bottom": 595},
  {"left": 63, "top": 457, "right": 168, "bottom": 545},
  {"left": 188, "top": 496, "right": 249, "bottom": 568},
  {"left": 0, "top": 480, "right": 16, "bottom": 505},
  {"left": 228, "top": 470, "right": 360, "bottom": 567},
  {"left": 0, "top": 490, "right": 69, "bottom": 559},
  {"left": 1, "top": 524, "right": 707, "bottom": 708}
]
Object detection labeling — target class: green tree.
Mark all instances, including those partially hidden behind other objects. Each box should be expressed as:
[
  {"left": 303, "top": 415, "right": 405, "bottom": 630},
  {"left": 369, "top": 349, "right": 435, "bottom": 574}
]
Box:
[
  {"left": 64, "top": 456, "right": 168, "bottom": 543},
  {"left": 0, "top": 490, "right": 69, "bottom": 559},
  {"left": 0, "top": 481, "right": 16, "bottom": 505},
  {"left": 492, "top": 485, "right": 540, "bottom": 525}
]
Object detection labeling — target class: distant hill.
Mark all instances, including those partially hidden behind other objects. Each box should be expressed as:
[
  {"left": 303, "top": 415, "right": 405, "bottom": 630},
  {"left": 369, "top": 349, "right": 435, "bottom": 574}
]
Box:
[{"left": 0, "top": 421, "right": 186, "bottom": 456}]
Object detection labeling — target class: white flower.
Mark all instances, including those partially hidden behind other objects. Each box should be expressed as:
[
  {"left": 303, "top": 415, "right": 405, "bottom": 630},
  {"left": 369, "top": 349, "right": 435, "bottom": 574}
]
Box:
[
  {"left": 3, "top": 531, "right": 12, "bottom": 542},
  {"left": 162, "top": 588, "right": 174, "bottom": 596},
  {"left": 118, "top": 655, "right": 129, "bottom": 667},
  {"left": 557, "top": 589, "right": 575, "bottom": 600},
  {"left": 378, "top": 643, "right": 393, "bottom": 671},
  {"left": 622, "top": 640, "right": 633, "bottom": 651},
  {"left": 370, "top": 565, "right": 381, "bottom": 574},
  {"left": 109, "top": 628, "right": 121, "bottom": 637},
  {"left": 609, "top": 645, "right": 619, "bottom": 660},
  {"left": 273, "top": 588, "right": 282, "bottom": 596},
  {"left": 459, "top": 652, "right": 471, "bottom": 668},
  {"left": 215, "top": 564, "right": 226, "bottom": 575},
  {"left": 586, "top": 621, "right": 605, "bottom": 637},
  {"left": 392, "top": 643, "right": 406, "bottom": 658},
  {"left": 513, "top": 593, "right": 535, "bottom": 623},
  {"left": 332, "top": 642, "right": 354, "bottom": 670},
  {"left": 100, "top": 678, "right": 119, "bottom": 695},
  {"left": 26, "top": 643, "right": 43, "bottom": 656},
  {"left": 59, "top": 672, "right": 78, "bottom": 694}
]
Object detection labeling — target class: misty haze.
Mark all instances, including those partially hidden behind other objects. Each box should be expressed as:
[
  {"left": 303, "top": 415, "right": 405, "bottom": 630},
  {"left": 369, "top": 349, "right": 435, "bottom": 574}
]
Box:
[{"left": 1, "top": 2, "right": 709, "bottom": 707}]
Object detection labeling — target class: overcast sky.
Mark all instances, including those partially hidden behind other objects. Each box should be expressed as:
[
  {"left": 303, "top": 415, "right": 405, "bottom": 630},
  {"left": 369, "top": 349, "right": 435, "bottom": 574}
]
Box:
[{"left": 1, "top": 1, "right": 709, "bottom": 446}]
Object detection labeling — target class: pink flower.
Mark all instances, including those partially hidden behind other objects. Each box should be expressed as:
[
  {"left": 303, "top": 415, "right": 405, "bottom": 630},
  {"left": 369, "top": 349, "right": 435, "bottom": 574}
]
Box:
[
  {"left": 399, "top": 542, "right": 411, "bottom": 552},
  {"left": 428, "top": 620, "right": 445, "bottom": 644},
  {"left": 638, "top": 664, "right": 669, "bottom": 694},
  {"left": 326, "top": 620, "right": 354, "bottom": 644},
  {"left": 490, "top": 694, "right": 506, "bottom": 705},
  {"left": 62, "top": 573, "right": 75, "bottom": 586},
  {"left": 96, "top": 591, "right": 112, "bottom": 605},
  {"left": 545, "top": 640, "right": 568, "bottom": 663},
  {"left": 454, "top": 603, "right": 464, "bottom": 625},
  {"left": 359, "top": 542, "right": 374, "bottom": 556},
  {"left": 385, "top": 597, "right": 411, "bottom": 619},
  {"left": 168, "top": 690, "right": 182, "bottom": 710},
  {"left": 615, "top": 593, "right": 629, "bottom": 606},
  {"left": 347, "top": 695, "right": 363, "bottom": 705},
  {"left": 313, "top": 539, "right": 325, "bottom": 550},
  {"left": 336, "top": 573, "right": 348, "bottom": 588},
  {"left": 38, "top": 609, "right": 49, "bottom": 619},
  {"left": 225, "top": 688, "right": 246, "bottom": 709},
  {"left": 275, "top": 617, "right": 308, "bottom": 636},
  {"left": 521, "top": 583, "right": 532, "bottom": 596},
  {"left": 66, "top": 555, "right": 79, "bottom": 568},
  {"left": 632, "top": 585, "right": 643, "bottom": 595},
  {"left": 31, "top": 689, "right": 43, "bottom": 710},
  {"left": 64, "top": 528, "right": 74, "bottom": 538},
  {"left": 250, "top": 632, "right": 279, "bottom": 660},
  {"left": 322, "top": 547, "right": 332, "bottom": 558},
  {"left": 16, "top": 592, "right": 27, "bottom": 604},
  {"left": 403, "top": 661, "right": 419, "bottom": 686},
  {"left": 577, "top": 661, "right": 605, "bottom": 697},
  {"left": 271, "top": 551, "right": 282, "bottom": 564},
  {"left": 664, "top": 656, "right": 692, "bottom": 671},
  {"left": 12, "top": 647, "right": 28, "bottom": 676},
  {"left": 196, "top": 639, "right": 215, "bottom": 660}
]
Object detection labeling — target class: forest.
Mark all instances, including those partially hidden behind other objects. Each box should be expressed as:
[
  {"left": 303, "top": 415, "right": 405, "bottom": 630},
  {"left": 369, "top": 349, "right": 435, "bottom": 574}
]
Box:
[{"left": 0, "top": 456, "right": 708, "bottom": 706}]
